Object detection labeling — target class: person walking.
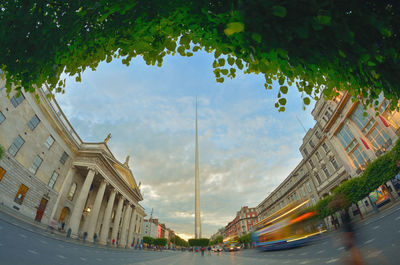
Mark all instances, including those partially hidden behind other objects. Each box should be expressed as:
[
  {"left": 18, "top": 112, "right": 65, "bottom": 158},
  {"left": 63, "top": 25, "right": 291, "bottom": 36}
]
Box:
[
  {"left": 207, "top": 246, "right": 212, "bottom": 255},
  {"left": 112, "top": 238, "right": 115, "bottom": 245},
  {"left": 83, "top": 232, "right": 88, "bottom": 243},
  {"left": 200, "top": 246, "right": 205, "bottom": 256},
  {"left": 93, "top": 233, "right": 97, "bottom": 245}
]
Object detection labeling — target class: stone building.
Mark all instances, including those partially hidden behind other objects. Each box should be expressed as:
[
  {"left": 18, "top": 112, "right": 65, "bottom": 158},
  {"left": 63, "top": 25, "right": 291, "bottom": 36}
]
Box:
[
  {"left": 0, "top": 82, "right": 145, "bottom": 247},
  {"left": 256, "top": 91, "right": 400, "bottom": 227}
]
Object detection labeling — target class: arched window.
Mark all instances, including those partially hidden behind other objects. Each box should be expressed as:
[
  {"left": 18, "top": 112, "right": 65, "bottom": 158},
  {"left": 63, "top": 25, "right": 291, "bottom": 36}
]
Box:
[{"left": 67, "top": 182, "right": 77, "bottom": 201}]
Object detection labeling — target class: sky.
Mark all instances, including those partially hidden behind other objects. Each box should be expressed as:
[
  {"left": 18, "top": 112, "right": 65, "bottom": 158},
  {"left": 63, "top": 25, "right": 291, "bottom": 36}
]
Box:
[{"left": 56, "top": 50, "right": 317, "bottom": 240}]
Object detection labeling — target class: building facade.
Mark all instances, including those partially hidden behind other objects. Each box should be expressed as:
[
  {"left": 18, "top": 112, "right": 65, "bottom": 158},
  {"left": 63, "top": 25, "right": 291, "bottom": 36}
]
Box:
[
  {"left": 224, "top": 206, "right": 258, "bottom": 238},
  {"left": 257, "top": 91, "right": 400, "bottom": 227},
  {"left": 0, "top": 82, "right": 145, "bottom": 247}
]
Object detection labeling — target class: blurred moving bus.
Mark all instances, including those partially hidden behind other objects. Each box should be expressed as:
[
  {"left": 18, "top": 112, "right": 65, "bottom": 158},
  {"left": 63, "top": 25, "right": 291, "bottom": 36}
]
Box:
[
  {"left": 223, "top": 236, "right": 241, "bottom": 251},
  {"left": 252, "top": 199, "right": 326, "bottom": 251}
]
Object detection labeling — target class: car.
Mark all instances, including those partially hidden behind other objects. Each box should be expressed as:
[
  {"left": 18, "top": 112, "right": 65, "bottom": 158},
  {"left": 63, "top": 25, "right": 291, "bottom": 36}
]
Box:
[{"left": 215, "top": 246, "right": 223, "bottom": 252}]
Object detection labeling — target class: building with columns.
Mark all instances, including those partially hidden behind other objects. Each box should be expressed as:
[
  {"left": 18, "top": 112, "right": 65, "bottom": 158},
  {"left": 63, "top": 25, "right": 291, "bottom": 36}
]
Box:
[{"left": 0, "top": 81, "right": 145, "bottom": 247}]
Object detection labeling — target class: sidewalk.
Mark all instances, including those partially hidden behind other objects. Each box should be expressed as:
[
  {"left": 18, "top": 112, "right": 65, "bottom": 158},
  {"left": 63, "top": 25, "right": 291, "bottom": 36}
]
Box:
[{"left": 0, "top": 203, "right": 131, "bottom": 251}]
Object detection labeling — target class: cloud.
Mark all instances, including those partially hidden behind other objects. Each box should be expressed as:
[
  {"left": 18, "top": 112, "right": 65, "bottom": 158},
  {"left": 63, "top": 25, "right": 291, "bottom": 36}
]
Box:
[{"left": 56, "top": 52, "right": 316, "bottom": 238}]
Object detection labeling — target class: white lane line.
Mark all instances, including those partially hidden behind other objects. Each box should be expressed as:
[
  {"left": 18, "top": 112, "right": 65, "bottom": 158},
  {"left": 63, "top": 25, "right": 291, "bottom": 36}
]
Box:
[
  {"left": 80, "top": 257, "right": 87, "bottom": 261},
  {"left": 372, "top": 225, "right": 380, "bottom": 230},
  {"left": 19, "top": 234, "right": 27, "bottom": 238},
  {"left": 57, "top": 255, "right": 66, "bottom": 259},
  {"left": 39, "top": 240, "right": 48, "bottom": 245},
  {"left": 317, "top": 250, "right": 325, "bottom": 254},
  {"left": 326, "top": 258, "right": 339, "bottom": 264},
  {"left": 28, "top": 249, "right": 38, "bottom": 255},
  {"left": 337, "top": 247, "right": 345, "bottom": 251},
  {"left": 364, "top": 239, "right": 375, "bottom": 244}
]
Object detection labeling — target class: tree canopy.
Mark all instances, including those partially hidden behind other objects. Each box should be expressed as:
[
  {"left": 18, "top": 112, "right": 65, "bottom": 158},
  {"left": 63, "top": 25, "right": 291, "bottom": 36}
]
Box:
[
  {"left": 171, "top": 235, "right": 189, "bottom": 247},
  {"left": 188, "top": 238, "right": 210, "bottom": 246},
  {"left": 0, "top": 1, "right": 399, "bottom": 109}
]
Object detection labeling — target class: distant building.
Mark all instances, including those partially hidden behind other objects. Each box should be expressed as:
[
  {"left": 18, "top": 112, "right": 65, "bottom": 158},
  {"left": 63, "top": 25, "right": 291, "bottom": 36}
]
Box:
[
  {"left": 142, "top": 219, "right": 158, "bottom": 238},
  {"left": 224, "top": 206, "right": 257, "bottom": 238}
]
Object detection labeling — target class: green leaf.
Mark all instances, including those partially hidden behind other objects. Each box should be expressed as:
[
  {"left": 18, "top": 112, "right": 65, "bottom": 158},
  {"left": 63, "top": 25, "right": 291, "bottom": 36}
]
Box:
[
  {"left": 221, "top": 69, "right": 228, "bottom": 75},
  {"left": 251, "top": 33, "right": 262, "bottom": 43},
  {"left": 280, "top": 85, "right": 288, "bottom": 94},
  {"left": 216, "top": 77, "right": 224, "bottom": 83},
  {"left": 272, "top": 6, "right": 287, "bottom": 18},
  {"left": 278, "top": 106, "right": 285, "bottom": 112},
  {"left": 303, "top": 97, "right": 311, "bottom": 105},
  {"left": 274, "top": 102, "right": 279, "bottom": 108},
  {"left": 278, "top": 76, "right": 285, "bottom": 85},
  {"left": 227, "top": 57, "right": 235, "bottom": 66},
  {"left": 218, "top": 58, "right": 225, "bottom": 67},
  {"left": 367, "top": 61, "right": 376, "bottom": 67},
  {"left": 338, "top": 50, "right": 346, "bottom": 58},
  {"left": 224, "top": 22, "right": 245, "bottom": 36},
  {"left": 278, "top": 98, "right": 287, "bottom": 105},
  {"left": 317, "top": 15, "right": 331, "bottom": 25}
]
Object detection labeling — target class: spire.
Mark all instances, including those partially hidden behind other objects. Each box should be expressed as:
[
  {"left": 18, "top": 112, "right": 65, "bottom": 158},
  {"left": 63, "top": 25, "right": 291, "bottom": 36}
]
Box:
[{"left": 195, "top": 97, "right": 201, "bottom": 238}]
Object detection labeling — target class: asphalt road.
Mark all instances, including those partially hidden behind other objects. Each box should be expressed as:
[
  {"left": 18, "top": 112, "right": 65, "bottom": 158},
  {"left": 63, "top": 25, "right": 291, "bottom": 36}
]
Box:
[{"left": 0, "top": 205, "right": 399, "bottom": 265}]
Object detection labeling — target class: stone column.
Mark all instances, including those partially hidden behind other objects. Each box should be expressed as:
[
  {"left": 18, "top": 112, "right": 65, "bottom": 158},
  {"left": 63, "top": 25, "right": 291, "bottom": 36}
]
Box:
[
  {"left": 119, "top": 203, "right": 132, "bottom": 248},
  {"left": 68, "top": 167, "right": 96, "bottom": 237},
  {"left": 111, "top": 196, "right": 124, "bottom": 246},
  {"left": 127, "top": 207, "right": 137, "bottom": 248},
  {"left": 87, "top": 179, "right": 107, "bottom": 241},
  {"left": 99, "top": 188, "right": 117, "bottom": 245},
  {"left": 49, "top": 166, "right": 76, "bottom": 223}
]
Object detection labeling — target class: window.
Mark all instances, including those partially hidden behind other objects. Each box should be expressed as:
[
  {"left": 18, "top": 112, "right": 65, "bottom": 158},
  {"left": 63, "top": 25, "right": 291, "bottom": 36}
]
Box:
[
  {"left": 10, "top": 94, "right": 25, "bottom": 107},
  {"left": 8, "top": 135, "right": 25, "bottom": 157},
  {"left": 14, "top": 184, "right": 29, "bottom": 205},
  {"left": 29, "top": 155, "right": 43, "bottom": 175},
  {"left": 306, "top": 182, "right": 312, "bottom": 192},
  {"left": 60, "top": 152, "right": 69, "bottom": 165},
  {"left": 315, "top": 151, "right": 321, "bottom": 160},
  {"left": 303, "top": 148, "right": 309, "bottom": 157},
  {"left": 67, "top": 183, "right": 77, "bottom": 201},
  {"left": 0, "top": 111, "right": 5, "bottom": 124},
  {"left": 301, "top": 186, "right": 306, "bottom": 197},
  {"left": 309, "top": 140, "right": 315, "bottom": 148},
  {"left": 315, "top": 131, "right": 321, "bottom": 139},
  {"left": 351, "top": 105, "right": 371, "bottom": 132},
  {"left": 311, "top": 196, "right": 316, "bottom": 205},
  {"left": 0, "top": 167, "right": 5, "bottom": 182},
  {"left": 325, "top": 111, "right": 332, "bottom": 119},
  {"left": 27, "top": 115, "right": 40, "bottom": 131},
  {"left": 322, "top": 143, "right": 329, "bottom": 153},
  {"left": 308, "top": 159, "right": 315, "bottom": 168},
  {"left": 337, "top": 125, "right": 368, "bottom": 169},
  {"left": 349, "top": 145, "right": 369, "bottom": 169},
  {"left": 368, "top": 125, "right": 390, "bottom": 151},
  {"left": 331, "top": 158, "right": 339, "bottom": 170},
  {"left": 315, "top": 174, "right": 322, "bottom": 185},
  {"left": 322, "top": 166, "right": 330, "bottom": 178},
  {"left": 295, "top": 192, "right": 299, "bottom": 200},
  {"left": 48, "top": 171, "right": 59, "bottom": 189},
  {"left": 337, "top": 125, "right": 355, "bottom": 149},
  {"left": 44, "top": 135, "right": 55, "bottom": 149}
]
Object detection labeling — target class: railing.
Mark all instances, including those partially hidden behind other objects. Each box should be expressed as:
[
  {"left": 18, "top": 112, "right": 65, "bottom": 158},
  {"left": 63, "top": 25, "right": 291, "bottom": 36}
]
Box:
[{"left": 40, "top": 86, "right": 83, "bottom": 147}]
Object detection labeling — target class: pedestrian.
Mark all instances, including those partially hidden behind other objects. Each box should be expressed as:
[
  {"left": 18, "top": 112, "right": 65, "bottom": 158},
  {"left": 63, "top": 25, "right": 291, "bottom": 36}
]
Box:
[
  {"left": 131, "top": 242, "right": 134, "bottom": 249},
  {"left": 207, "top": 246, "right": 211, "bottom": 255},
  {"left": 93, "top": 233, "right": 97, "bottom": 245},
  {"left": 66, "top": 228, "right": 72, "bottom": 238},
  {"left": 83, "top": 231, "right": 88, "bottom": 243},
  {"left": 61, "top": 222, "right": 65, "bottom": 231},
  {"left": 112, "top": 238, "right": 115, "bottom": 245},
  {"left": 341, "top": 210, "right": 363, "bottom": 265},
  {"left": 200, "top": 246, "right": 205, "bottom": 256}
]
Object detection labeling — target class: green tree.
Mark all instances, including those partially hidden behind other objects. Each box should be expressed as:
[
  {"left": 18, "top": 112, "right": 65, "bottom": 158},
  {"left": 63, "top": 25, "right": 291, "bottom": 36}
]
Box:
[
  {"left": 239, "top": 233, "right": 252, "bottom": 244},
  {"left": 188, "top": 238, "right": 209, "bottom": 246},
  {"left": 153, "top": 238, "right": 168, "bottom": 246},
  {"left": 171, "top": 235, "right": 189, "bottom": 247},
  {"left": 143, "top": 236, "right": 154, "bottom": 245},
  {"left": 0, "top": 1, "right": 399, "bottom": 110}
]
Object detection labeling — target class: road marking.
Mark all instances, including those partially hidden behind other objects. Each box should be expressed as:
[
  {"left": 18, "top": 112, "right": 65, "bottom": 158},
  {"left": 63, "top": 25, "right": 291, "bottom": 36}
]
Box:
[
  {"left": 372, "top": 225, "right": 380, "bottom": 230},
  {"left": 364, "top": 239, "right": 375, "bottom": 244},
  {"left": 19, "top": 234, "right": 27, "bottom": 238},
  {"left": 80, "top": 257, "right": 87, "bottom": 261},
  {"left": 317, "top": 250, "right": 325, "bottom": 254},
  {"left": 40, "top": 240, "right": 48, "bottom": 244},
  {"left": 300, "top": 252, "right": 308, "bottom": 256},
  {"left": 326, "top": 258, "right": 339, "bottom": 264},
  {"left": 300, "top": 261, "right": 310, "bottom": 265},
  {"left": 366, "top": 250, "right": 382, "bottom": 258},
  {"left": 283, "top": 261, "right": 290, "bottom": 264},
  {"left": 28, "top": 249, "right": 38, "bottom": 255},
  {"left": 57, "top": 255, "right": 66, "bottom": 259},
  {"left": 337, "top": 247, "right": 345, "bottom": 251}
]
